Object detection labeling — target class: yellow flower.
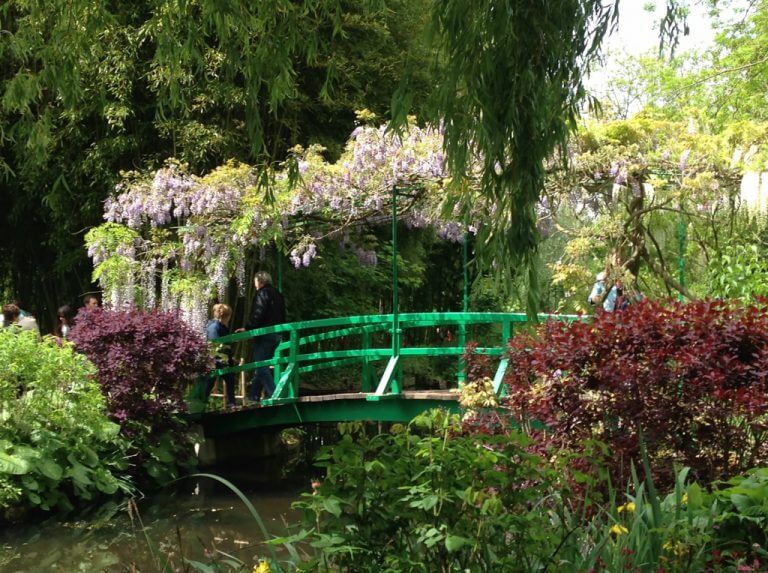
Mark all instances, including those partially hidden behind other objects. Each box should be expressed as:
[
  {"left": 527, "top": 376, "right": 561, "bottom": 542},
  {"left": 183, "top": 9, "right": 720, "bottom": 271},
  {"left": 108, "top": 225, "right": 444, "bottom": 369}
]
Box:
[
  {"left": 681, "top": 493, "right": 688, "bottom": 505},
  {"left": 610, "top": 524, "right": 629, "bottom": 536},
  {"left": 663, "top": 540, "right": 689, "bottom": 557},
  {"left": 253, "top": 560, "right": 271, "bottom": 573},
  {"left": 617, "top": 502, "right": 636, "bottom": 513},
  {"left": 458, "top": 377, "right": 498, "bottom": 409}
]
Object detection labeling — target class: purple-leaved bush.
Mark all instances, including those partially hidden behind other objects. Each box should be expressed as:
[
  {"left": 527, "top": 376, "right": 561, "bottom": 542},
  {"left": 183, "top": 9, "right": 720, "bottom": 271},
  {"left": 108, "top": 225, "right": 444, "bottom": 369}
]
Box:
[
  {"left": 69, "top": 307, "right": 210, "bottom": 435},
  {"left": 493, "top": 299, "right": 768, "bottom": 489}
]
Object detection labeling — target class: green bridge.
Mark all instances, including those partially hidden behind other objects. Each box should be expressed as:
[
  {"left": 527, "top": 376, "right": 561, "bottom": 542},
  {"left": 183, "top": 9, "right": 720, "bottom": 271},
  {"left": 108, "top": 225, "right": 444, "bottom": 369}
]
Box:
[{"left": 188, "top": 311, "right": 579, "bottom": 437}]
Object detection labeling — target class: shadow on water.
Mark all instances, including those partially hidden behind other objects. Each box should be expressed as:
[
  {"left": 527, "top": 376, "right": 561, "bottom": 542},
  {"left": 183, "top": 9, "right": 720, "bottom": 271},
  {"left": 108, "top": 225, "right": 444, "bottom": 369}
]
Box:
[{"left": 0, "top": 426, "right": 342, "bottom": 573}]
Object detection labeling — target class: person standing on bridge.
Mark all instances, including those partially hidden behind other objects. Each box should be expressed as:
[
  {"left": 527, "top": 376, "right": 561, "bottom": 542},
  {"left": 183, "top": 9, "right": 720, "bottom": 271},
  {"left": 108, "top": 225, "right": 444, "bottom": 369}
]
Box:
[
  {"left": 241, "top": 271, "right": 286, "bottom": 403},
  {"left": 206, "top": 303, "right": 237, "bottom": 409}
]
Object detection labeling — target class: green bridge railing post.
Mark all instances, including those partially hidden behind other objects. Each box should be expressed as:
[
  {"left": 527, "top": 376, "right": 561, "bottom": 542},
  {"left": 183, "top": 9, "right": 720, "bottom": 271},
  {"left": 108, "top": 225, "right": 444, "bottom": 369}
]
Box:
[
  {"left": 457, "top": 320, "right": 467, "bottom": 386},
  {"left": 491, "top": 318, "right": 514, "bottom": 395},
  {"left": 457, "top": 233, "right": 469, "bottom": 386},
  {"left": 274, "top": 341, "right": 283, "bottom": 387},
  {"left": 288, "top": 327, "right": 299, "bottom": 399},
  {"left": 361, "top": 329, "right": 374, "bottom": 392},
  {"left": 391, "top": 184, "right": 402, "bottom": 394},
  {"left": 502, "top": 319, "right": 512, "bottom": 346}
]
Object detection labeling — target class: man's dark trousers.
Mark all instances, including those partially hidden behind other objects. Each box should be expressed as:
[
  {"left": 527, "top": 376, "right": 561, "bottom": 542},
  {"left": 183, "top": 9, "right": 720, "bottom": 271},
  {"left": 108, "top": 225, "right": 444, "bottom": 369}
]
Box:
[{"left": 248, "top": 333, "right": 282, "bottom": 400}]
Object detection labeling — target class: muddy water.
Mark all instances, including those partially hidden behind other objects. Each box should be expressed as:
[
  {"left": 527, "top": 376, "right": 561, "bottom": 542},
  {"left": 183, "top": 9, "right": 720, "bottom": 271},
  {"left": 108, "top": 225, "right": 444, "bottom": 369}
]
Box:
[{"left": 0, "top": 463, "right": 312, "bottom": 572}]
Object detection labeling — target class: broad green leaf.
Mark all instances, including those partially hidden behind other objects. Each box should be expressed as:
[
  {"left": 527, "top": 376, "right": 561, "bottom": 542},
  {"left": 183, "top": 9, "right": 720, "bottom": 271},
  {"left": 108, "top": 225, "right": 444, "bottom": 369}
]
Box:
[
  {"left": 323, "top": 497, "right": 342, "bottom": 518},
  {"left": 95, "top": 477, "right": 119, "bottom": 495},
  {"left": 731, "top": 493, "right": 753, "bottom": 512},
  {"left": 36, "top": 459, "right": 64, "bottom": 481},
  {"left": 78, "top": 445, "right": 99, "bottom": 467},
  {"left": 21, "top": 475, "right": 40, "bottom": 491},
  {"left": 445, "top": 535, "right": 469, "bottom": 552},
  {"left": 0, "top": 452, "right": 31, "bottom": 475},
  {"left": 66, "top": 462, "right": 93, "bottom": 486},
  {"left": 151, "top": 444, "right": 175, "bottom": 463},
  {"left": 686, "top": 482, "right": 703, "bottom": 509}
]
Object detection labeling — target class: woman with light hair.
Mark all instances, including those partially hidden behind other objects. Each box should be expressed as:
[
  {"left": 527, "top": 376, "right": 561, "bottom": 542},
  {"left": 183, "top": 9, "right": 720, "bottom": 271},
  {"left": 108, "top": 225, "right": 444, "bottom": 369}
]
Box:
[{"left": 206, "top": 303, "right": 237, "bottom": 408}]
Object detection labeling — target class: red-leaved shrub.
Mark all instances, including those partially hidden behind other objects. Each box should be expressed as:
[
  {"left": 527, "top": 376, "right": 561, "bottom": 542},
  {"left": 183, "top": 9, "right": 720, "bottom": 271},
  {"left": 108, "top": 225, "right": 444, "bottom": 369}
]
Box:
[
  {"left": 69, "top": 307, "right": 210, "bottom": 435},
  {"left": 493, "top": 299, "right": 768, "bottom": 488}
]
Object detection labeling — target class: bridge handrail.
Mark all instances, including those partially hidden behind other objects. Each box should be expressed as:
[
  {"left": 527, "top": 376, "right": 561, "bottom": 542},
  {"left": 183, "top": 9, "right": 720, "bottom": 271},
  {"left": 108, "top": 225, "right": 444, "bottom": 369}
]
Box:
[
  {"left": 210, "top": 345, "right": 508, "bottom": 377},
  {"left": 206, "top": 311, "right": 585, "bottom": 404},
  {"left": 212, "top": 312, "right": 580, "bottom": 345}
]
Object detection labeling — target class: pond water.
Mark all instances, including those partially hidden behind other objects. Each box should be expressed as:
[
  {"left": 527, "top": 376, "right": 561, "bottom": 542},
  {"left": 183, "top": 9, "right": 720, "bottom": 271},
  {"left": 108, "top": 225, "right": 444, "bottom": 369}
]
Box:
[{"left": 0, "top": 460, "right": 311, "bottom": 572}]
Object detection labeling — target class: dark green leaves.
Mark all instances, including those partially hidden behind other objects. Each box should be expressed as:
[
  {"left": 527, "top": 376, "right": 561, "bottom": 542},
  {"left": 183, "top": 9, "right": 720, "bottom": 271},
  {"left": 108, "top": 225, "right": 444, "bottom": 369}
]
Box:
[{"left": 401, "top": 0, "right": 619, "bottom": 311}]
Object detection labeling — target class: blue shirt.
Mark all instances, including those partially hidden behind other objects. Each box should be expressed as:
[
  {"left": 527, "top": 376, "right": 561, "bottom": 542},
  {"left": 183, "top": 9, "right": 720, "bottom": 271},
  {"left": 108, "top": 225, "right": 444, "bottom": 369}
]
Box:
[
  {"left": 603, "top": 285, "right": 619, "bottom": 312},
  {"left": 589, "top": 280, "right": 619, "bottom": 312},
  {"left": 206, "top": 319, "right": 230, "bottom": 341}
]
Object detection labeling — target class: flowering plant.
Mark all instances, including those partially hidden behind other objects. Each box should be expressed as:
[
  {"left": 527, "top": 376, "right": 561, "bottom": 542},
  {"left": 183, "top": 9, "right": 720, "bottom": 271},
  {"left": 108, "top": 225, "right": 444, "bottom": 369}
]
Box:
[{"left": 86, "top": 119, "right": 483, "bottom": 329}]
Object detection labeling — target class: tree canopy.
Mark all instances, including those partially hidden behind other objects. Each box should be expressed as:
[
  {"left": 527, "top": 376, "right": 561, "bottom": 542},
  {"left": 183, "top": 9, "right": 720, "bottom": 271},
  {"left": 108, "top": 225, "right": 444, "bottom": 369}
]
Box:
[
  {"left": 0, "top": 0, "right": 432, "bottom": 322},
  {"left": 6, "top": 0, "right": 765, "bottom": 321}
]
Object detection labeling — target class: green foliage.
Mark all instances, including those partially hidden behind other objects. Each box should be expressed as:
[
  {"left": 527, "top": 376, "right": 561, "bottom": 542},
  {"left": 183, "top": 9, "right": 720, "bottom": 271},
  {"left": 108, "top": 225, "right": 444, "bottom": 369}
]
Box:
[
  {"left": 543, "top": 117, "right": 746, "bottom": 311},
  {"left": 296, "top": 409, "right": 568, "bottom": 572},
  {"left": 299, "top": 410, "right": 768, "bottom": 572},
  {"left": 0, "top": 0, "right": 433, "bottom": 327},
  {"left": 409, "top": 0, "right": 618, "bottom": 310},
  {"left": 596, "top": 3, "right": 768, "bottom": 131},
  {"left": 558, "top": 465, "right": 768, "bottom": 572},
  {"left": 693, "top": 2, "right": 768, "bottom": 128},
  {"left": 708, "top": 241, "right": 768, "bottom": 301},
  {"left": 0, "top": 330, "right": 133, "bottom": 519}
]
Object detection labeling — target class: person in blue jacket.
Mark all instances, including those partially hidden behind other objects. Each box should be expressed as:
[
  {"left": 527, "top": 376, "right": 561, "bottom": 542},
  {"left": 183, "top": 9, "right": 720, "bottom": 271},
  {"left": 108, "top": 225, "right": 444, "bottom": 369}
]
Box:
[
  {"left": 206, "top": 303, "right": 237, "bottom": 408},
  {"left": 588, "top": 271, "right": 622, "bottom": 312}
]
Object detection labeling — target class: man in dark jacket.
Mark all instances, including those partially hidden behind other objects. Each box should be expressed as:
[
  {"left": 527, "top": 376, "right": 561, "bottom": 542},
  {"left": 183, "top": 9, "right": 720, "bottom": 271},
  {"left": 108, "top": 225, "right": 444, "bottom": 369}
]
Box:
[{"left": 243, "top": 271, "right": 286, "bottom": 401}]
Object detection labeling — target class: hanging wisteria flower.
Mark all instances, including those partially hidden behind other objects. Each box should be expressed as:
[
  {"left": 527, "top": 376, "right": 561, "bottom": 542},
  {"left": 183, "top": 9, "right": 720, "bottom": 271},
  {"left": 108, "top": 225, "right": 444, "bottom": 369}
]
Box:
[
  {"left": 87, "top": 120, "right": 486, "bottom": 328},
  {"left": 680, "top": 149, "right": 691, "bottom": 172}
]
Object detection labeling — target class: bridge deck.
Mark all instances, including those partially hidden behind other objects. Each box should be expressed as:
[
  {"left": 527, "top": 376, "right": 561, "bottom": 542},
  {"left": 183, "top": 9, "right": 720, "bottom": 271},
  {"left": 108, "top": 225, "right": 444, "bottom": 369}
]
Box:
[
  {"left": 207, "top": 389, "right": 456, "bottom": 414},
  {"left": 190, "top": 390, "right": 459, "bottom": 436}
]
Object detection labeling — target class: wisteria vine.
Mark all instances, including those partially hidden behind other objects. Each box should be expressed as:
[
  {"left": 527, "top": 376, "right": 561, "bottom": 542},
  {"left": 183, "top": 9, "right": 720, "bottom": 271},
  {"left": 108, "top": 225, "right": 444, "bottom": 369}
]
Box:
[{"left": 86, "top": 120, "right": 479, "bottom": 330}]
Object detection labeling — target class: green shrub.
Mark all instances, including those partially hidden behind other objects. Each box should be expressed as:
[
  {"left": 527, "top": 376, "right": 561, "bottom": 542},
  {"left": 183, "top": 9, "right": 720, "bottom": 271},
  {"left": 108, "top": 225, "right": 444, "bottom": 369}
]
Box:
[
  {"left": 295, "top": 410, "right": 572, "bottom": 573},
  {"left": 0, "top": 330, "right": 133, "bottom": 519},
  {"left": 575, "top": 466, "right": 768, "bottom": 572},
  {"left": 296, "top": 406, "right": 768, "bottom": 572}
]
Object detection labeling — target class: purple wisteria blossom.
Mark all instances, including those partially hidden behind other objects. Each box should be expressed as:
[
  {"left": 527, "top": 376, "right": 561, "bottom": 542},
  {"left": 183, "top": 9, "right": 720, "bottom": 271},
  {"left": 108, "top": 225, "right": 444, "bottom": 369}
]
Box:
[
  {"left": 679, "top": 149, "right": 691, "bottom": 171},
  {"left": 89, "top": 121, "right": 484, "bottom": 328}
]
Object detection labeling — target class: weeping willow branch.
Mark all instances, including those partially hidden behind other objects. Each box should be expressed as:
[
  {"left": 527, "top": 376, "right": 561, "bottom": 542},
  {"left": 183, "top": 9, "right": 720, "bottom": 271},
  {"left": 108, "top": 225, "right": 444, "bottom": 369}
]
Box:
[{"left": 396, "top": 0, "right": 619, "bottom": 314}]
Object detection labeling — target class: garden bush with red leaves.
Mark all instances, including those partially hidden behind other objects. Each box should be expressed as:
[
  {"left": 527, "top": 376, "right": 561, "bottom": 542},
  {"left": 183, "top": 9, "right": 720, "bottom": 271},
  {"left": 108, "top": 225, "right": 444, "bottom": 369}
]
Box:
[
  {"left": 497, "top": 299, "right": 768, "bottom": 488},
  {"left": 70, "top": 308, "right": 210, "bottom": 434}
]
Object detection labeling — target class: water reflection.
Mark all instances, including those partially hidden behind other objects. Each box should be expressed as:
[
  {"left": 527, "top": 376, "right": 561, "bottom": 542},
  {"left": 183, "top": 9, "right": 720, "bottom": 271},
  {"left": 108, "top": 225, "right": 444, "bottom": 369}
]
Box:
[{"left": 0, "top": 462, "right": 306, "bottom": 572}]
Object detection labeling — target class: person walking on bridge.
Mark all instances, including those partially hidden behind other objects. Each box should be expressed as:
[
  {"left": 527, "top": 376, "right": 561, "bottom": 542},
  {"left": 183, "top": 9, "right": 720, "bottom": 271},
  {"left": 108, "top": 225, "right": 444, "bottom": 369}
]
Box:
[{"left": 241, "top": 271, "right": 286, "bottom": 403}]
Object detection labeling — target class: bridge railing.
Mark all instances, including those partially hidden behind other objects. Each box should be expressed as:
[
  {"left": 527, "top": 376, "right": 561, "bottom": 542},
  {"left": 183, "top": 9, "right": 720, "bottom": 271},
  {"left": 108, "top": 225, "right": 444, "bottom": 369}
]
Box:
[{"left": 209, "top": 312, "right": 581, "bottom": 406}]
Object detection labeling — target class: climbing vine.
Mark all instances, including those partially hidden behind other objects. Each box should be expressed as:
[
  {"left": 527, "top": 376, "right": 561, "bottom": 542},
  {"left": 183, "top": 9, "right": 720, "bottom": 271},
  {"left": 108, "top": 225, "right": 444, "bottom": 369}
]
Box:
[{"left": 87, "top": 118, "right": 480, "bottom": 329}]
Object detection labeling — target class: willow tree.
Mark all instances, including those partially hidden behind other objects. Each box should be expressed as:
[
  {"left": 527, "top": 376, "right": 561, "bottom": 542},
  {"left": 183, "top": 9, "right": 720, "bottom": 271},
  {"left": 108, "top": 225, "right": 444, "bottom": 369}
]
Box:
[
  {"left": 0, "top": 0, "right": 432, "bottom": 323},
  {"left": 410, "top": 0, "right": 618, "bottom": 311}
]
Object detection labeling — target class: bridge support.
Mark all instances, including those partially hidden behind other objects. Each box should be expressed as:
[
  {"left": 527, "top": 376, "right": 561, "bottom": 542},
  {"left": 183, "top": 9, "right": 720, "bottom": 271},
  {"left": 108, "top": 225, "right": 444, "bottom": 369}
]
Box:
[{"left": 192, "top": 425, "right": 283, "bottom": 467}]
